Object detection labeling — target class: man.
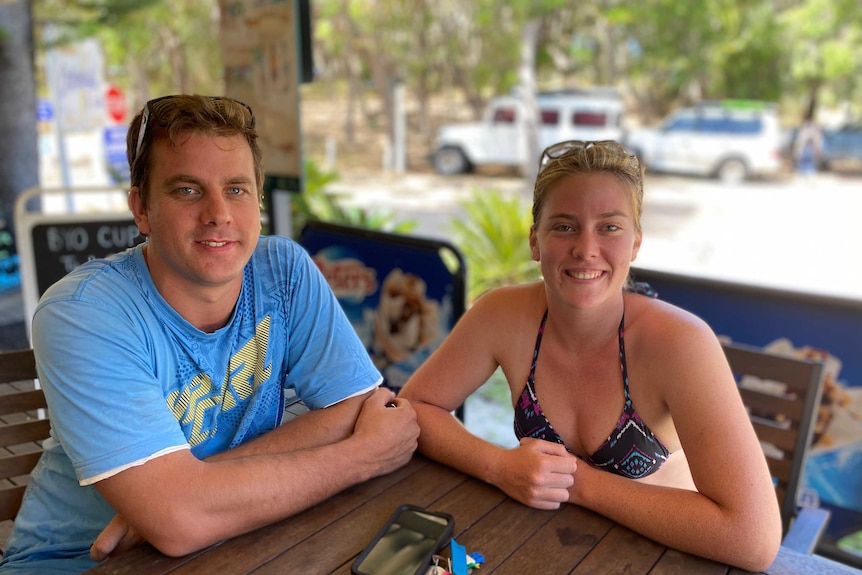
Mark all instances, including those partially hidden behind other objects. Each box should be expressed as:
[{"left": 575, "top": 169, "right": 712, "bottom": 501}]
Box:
[{"left": 0, "top": 95, "right": 419, "bottom": 574}]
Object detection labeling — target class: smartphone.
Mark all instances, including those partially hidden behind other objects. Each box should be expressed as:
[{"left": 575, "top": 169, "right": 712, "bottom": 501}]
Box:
[{"left": 351, "top": 504, "right": 455, "bottom": 575}]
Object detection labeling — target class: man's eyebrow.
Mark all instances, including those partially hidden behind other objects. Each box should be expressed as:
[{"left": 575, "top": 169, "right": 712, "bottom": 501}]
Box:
[
  {"left": 161, "top": 175, "right": 255, "bottom": 187},
  {"left": 163, "top": 174, "right": 204, "bottom": 187},
  {"left": 224, "top": 176, "right": 255, "bottom": 186}
]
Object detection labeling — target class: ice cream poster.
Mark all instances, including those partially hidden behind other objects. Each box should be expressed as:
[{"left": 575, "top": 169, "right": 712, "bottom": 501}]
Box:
[{"left": 299, "top": 223, "right": 466, "bottom": 392}]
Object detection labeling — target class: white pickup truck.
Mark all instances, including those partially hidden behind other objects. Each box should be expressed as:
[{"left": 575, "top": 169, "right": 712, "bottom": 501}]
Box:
[{"left": 432, "top": 90, "right": 626, "bottom": 175}]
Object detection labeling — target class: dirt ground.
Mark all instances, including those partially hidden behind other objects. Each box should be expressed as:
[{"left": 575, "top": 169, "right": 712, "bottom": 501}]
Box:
[{"left": 298, "top": 83, "right": 516, "bottom": 177}]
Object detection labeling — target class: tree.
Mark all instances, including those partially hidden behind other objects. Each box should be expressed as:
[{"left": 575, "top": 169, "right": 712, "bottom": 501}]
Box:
[
  {"left": 97, "top": 0, "right": 221, "bottom": 106},
  {"left": 780, "top": 0, "right": 862, "bottom": 122},
  {"left": 0, "top": 0, "right": 38, "bottom": 280}
]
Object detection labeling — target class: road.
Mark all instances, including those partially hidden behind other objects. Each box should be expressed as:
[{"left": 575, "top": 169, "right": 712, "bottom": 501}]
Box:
[{"left": 331, "top": 169, "right": 862, "bottom": 302}]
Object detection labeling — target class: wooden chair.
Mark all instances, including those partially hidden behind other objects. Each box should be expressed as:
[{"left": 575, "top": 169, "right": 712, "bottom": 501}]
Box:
[
  {"left": 722, "top": 341, "right": 829, "bottom": 553},
  {"left": 0, "top": 348, "right": 48, "bottom": 549}
]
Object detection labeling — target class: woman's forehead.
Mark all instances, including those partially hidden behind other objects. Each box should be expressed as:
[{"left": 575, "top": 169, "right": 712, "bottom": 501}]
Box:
[{"left": 544, "top": 172, "right": 632, "bottom": 207}]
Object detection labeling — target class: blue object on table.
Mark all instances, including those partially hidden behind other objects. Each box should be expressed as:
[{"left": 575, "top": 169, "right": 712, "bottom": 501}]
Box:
[{"left": 450, "top": 538, "right": 468, "bottom": 575}]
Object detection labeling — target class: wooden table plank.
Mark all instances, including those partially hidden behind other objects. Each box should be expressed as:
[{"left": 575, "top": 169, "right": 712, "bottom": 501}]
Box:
[
  {"left": 440, "top": 497, "right": 559, "bottom": 571},
  {"left": 492, "top": 504, "right": 614, "bottom": 575},
  {"left": 650, "top": 548, "right": 730, "bottom": 575},
  {"left": 431, "top": 476, "right": 508, "bottom": 533},
  {"left": 570, "top": 524, "right": 666, "bottom": 575},
  {"left": 246, "top": 459, "right": 467, "bottom": 574},
  {"left": 83, "top": 544, "right": 206, "bottom": 575}
]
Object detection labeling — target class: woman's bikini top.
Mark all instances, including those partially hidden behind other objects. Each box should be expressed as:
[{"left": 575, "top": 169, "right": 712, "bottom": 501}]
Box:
[{"left": 513, "top": 310, "right": 670, "bottom": 479}]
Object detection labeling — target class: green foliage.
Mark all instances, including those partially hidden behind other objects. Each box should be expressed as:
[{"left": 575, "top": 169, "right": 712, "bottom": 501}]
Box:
[
  {"left": 36, "top": 0, "right": 222, "bottom": 99},
  {"left": 476, "top": 367, "right": 512, "bottom": 405},
  {"left": 35, "top": 0, "right": 162, "bottom": 45},
  {"left": 30, "top": 0, "right": 862, "bottom": 132},
  {"left": 290, "top": 160, "right": 417, "bottom": 238},
  {"left": 450, "top": 189, "right": 540, "bottom": 303}
]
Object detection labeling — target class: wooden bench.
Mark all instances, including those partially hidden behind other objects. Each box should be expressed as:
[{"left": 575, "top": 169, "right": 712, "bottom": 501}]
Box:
[
  {"left": 0, "top": 348, "right": 47, "bottom": 552},
  {"left": 722, "top": 341, "right": 829, "bottom": 553}
]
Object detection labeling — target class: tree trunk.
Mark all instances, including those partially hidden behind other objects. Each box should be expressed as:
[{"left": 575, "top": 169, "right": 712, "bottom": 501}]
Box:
[
  {"left": 0, "top": 0, "right": 39, "bottom": 272},
  {"left": 519, "top": 19, "right": 541, "bottom": 185},
  {"left": 343, "top": 53, "right": 361, "bottom": 144}
]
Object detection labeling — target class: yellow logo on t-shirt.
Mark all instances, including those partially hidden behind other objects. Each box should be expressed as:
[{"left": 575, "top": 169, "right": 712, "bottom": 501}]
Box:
[{"left": 167, "top": 316, "right": 272, "bottom": 446}]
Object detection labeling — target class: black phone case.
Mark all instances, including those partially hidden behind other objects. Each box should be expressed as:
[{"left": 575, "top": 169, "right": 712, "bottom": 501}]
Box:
[{"left": 351, "top": 504, "right": 455, "bottom": 575}]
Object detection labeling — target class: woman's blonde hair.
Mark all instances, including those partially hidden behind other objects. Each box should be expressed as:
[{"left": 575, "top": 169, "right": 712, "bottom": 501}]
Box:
[{"left": 532, "top": 141, "right": 644, "bottom": 233}]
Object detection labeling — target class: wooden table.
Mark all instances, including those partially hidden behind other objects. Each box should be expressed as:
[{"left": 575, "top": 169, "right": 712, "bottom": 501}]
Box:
[{"left": 84, "top": 455, "right": 861, "bottom": 575}]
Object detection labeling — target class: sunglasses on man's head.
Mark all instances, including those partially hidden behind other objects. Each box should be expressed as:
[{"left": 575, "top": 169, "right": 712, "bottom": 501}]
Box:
[
  {"left": 133, "top": 95, "right": 256, "bottom": 163},
  {"left": 538, "top": 139, "right": 636, "bottom": 171}
]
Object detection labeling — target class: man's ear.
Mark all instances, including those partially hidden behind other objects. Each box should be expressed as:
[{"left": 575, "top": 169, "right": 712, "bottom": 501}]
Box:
[
  {"left": 128, "top": 186, "right": 150, "bottom": 236},
  {"left": 529, "top": 226, "right": 540, "bottom": 261}
]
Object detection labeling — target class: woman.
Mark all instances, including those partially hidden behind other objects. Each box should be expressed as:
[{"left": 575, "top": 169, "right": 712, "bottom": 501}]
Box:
[{"left": 399, "top": 140, "right": 782, "bottom": 571}]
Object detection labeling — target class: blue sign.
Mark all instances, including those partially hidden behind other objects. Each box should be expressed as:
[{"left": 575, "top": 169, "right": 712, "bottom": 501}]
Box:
[
  {"left": 0, "top": 255, "right": 20, "bottom": 293},
  {"left": 36, "top": 99, "right": 53, "bottom": 122},
  {"left": 104, "top": 126, "right": 130, "bottom": 184}
]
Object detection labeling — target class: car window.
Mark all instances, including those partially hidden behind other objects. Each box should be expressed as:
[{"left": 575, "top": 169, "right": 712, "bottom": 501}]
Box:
[
  {"left": 693, "top": 112, "right": 762, "bottom": 134},
  {"left": 725, "top": 118, "right": 761, "bottom": 134},
  {"left": 665, "top": 116, "right": 696, "bottom": 132},
  {"left": 492, "top": 107, "right": 516, "bottom": 124},
  {"left": 572, "top": 111, "right": 607, "bottom": 127},
  {"left": 541, "top": 109, "right": 560, "bottom": 126},
  {"left": 702, "top": 117, "right": 732, "bottom": 133}
]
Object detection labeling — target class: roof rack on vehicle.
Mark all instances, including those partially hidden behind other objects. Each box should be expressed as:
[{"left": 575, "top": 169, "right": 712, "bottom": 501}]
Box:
[
  {"left": 514, "top": 87, "right": 622, "bottom": 99},
  {"left": 695, "top": 99, "right": 776, "bottom": 111}
]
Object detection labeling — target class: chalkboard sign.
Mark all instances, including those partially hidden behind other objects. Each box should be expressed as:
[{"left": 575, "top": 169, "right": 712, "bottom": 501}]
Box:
[
  {"left": 30, "top": 219, "right": 143, "bottom": 296},
  {"left": 13, "top": 187, "right": 141, "bottom": 344}
]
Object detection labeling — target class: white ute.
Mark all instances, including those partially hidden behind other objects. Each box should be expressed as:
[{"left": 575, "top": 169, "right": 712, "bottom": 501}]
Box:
[{"left": 432, "top": 89, "right": 626, "bottom": 175}]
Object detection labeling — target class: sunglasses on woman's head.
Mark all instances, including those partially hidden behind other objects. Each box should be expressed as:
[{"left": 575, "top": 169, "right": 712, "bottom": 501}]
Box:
[
  {"left": 132, "top": 95, "right": 255, "bottom": 164},
  {"left": 538, "top": 140, "right": 636, "bottom": 172}
]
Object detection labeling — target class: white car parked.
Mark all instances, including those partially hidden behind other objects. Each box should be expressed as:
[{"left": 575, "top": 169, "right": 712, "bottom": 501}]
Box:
[
  {"left": 623, "top": 101, "right": 784, "bottom": 183},
  {"left": 432, "top": 89, "right": 626, "bottom": 175}
]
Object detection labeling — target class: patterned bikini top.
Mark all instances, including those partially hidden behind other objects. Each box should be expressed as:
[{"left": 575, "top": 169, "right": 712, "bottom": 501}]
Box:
[{"left": 513, "top": 310, "right": 670, "bottom": 479}]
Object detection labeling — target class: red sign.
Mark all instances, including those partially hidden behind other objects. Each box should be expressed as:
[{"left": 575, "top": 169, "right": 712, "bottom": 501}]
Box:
[{"left": 106, "top": 85, "right": 127, "bottom": 123}]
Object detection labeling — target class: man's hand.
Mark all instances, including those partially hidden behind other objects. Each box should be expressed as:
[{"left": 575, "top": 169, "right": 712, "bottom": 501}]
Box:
[
  {"left": 352, "top": 387, "right": 420, "bottom": 476},
  {"left": 90, "top": 514, "right": 143, "bottom": 562},
  {"left": 494, "top": 438, "right": 578, "bottom": 509}
]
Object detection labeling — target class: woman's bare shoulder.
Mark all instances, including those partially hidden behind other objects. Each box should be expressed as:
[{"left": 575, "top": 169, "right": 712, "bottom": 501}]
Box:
[
  {"left": 463, "top": 283, "right": 546, "bottom": 349},
  {"left": 625, "top": 293, "right": 718, "bottom": 350},
  {"left": 471, "top": 282, "right": 546, "bottom": 316}
]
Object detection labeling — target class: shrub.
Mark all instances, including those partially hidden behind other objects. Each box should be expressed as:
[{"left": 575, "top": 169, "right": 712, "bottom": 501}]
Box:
[
  {"left": 451, "top": 189, "right": 540, "bottom": 303},
  {"left": 290, "top": 160, "right": 417, "bottom": 237}
]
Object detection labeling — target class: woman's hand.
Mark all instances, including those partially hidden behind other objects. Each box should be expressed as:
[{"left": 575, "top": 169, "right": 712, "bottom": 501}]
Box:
[
  {"left": 494, "top": 438, "right": 578, "bottom": 509},
  {"left": 90, "top": 514, "right": 144, "bottom": 561}
]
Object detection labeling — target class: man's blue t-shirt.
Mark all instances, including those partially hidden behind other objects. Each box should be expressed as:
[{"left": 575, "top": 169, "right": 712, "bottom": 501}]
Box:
[{"left": 0, "top": 236, "right": 381, "bottom": 573}]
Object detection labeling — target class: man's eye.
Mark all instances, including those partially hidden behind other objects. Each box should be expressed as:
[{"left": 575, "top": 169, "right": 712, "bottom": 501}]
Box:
[
  {"left": 228, "top": 187, "right": 244, "bottom": 196},
  {"left": 178, "top": 187, "right": 196, "bottom": 196},
  {"left": 553, "top": 224, "right": 574, "bottom": 232}
]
